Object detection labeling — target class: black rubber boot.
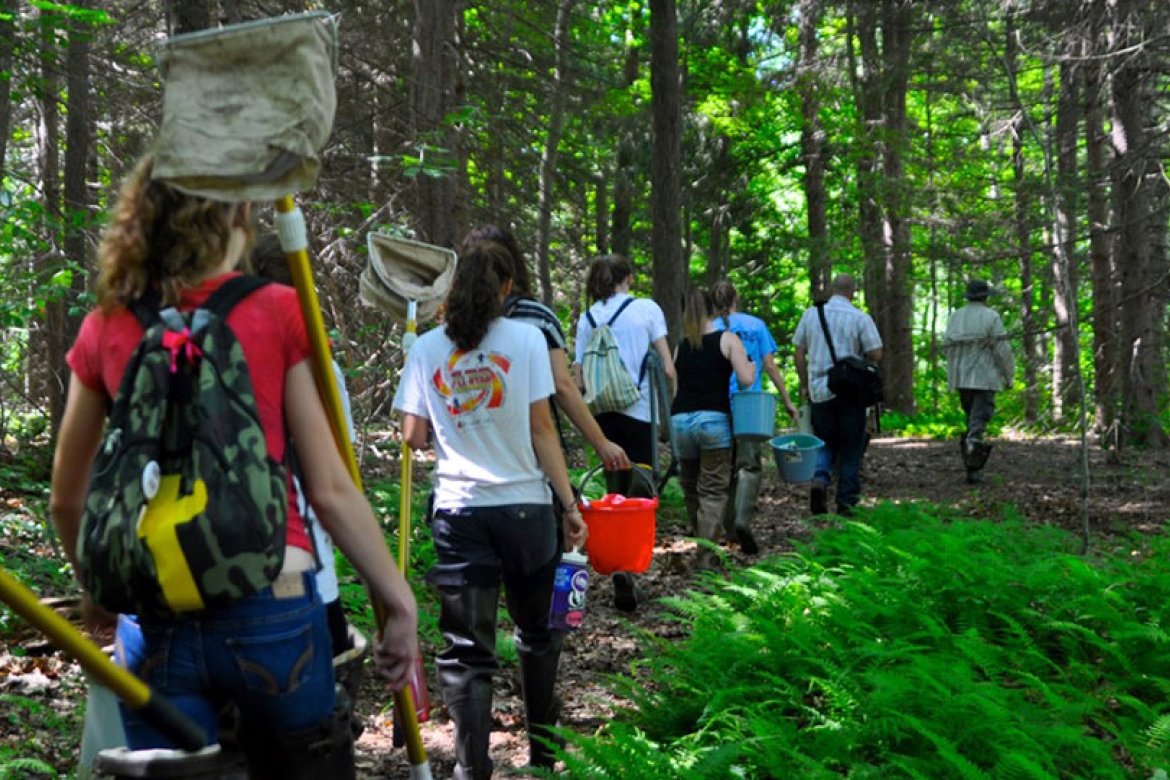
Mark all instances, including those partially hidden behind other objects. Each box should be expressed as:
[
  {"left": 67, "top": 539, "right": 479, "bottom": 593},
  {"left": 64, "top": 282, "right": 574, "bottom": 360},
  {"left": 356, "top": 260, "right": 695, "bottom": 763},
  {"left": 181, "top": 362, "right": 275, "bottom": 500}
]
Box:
[
  {"left": 239, "top": 707, "right": 356, "bottom": 780},
  {"left": 504, "top": 573, "right": 565, "bottom": 770},
  {"left": 436, "top": 585, "right": 500, "bottom": 780},
  {"left": 965, "top": 440, "right": 992, "bottom": 484}
]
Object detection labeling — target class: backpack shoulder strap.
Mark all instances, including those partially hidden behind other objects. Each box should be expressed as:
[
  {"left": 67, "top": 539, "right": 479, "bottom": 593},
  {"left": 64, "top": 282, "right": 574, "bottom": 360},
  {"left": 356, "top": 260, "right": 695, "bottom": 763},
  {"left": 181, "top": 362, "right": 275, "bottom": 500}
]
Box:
[
  {"left": 815, "top": 302, "right": 839, "bottom": 364},
  {"left": 606, "top": 296, "right": 636, "bottom": 327},
  {"left": 585, "top": 309, "right": 598, "bottom": 329},
  {"left": 201, "top": 275, "right": 272, "bottom": 319},
  {"left": 128, "top": 289, "right": 163, "bottom": 330}
]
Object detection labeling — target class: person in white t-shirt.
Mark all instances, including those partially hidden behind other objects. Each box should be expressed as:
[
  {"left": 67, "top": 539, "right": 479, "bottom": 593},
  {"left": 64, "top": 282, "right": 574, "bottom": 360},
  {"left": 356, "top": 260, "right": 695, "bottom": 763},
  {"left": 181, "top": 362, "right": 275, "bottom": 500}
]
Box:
[
  {"left": 393, "top": 241, "right": 587, "bottom": 777},
  {"left": 573, "top": 253, "right": 675, "bottom": 612}
]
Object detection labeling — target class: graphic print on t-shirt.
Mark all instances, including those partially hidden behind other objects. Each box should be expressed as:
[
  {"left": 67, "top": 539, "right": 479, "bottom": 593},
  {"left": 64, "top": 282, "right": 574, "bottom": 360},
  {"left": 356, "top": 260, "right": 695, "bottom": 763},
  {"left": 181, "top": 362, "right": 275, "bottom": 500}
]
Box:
[
  {"left": 432, "top": 348, "right": 513, "bottom": 424},
  {"left": 734, "top": 326, "right": 762, "bottom": 361}
]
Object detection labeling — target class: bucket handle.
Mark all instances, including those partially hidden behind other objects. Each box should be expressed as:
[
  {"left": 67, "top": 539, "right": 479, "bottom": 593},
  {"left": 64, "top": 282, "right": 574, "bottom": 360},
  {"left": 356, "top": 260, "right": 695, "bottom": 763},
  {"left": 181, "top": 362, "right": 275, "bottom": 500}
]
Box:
[{"left": 577, "top": 463, "right": 658, "bottom": 501}]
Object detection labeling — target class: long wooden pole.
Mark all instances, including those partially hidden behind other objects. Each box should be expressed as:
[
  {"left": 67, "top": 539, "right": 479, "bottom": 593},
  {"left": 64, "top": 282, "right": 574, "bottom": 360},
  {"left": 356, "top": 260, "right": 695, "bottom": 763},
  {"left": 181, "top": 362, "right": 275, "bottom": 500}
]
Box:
[{"left": 275, "top": 197, "right": 430, "bottom": 777}]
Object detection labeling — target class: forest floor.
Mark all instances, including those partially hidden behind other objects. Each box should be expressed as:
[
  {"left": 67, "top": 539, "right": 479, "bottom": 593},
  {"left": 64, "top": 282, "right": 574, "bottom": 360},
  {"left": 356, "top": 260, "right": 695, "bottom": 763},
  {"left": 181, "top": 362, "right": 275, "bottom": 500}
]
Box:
[
  {"left": 2, "top": 433, "right": 1168, "bottom": 778},
  {"left": 351, "top": 431, "right": 1170, "bottom": 778}
]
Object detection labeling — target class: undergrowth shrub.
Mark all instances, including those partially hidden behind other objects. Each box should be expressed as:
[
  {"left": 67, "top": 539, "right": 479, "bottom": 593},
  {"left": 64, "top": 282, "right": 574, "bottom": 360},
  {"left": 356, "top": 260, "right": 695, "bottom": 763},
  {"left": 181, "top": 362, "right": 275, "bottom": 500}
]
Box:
[{"left": 560, "top": 502, "right": 1170, "bottom": 778}]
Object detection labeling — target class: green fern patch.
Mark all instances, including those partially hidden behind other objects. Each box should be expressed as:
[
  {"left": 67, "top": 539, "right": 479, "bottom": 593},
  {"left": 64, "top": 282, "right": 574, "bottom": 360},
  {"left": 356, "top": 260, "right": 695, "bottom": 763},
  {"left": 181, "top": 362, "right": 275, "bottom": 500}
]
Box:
[{"left": 562, "top": 503, "right": 1170, "bottom": 778}]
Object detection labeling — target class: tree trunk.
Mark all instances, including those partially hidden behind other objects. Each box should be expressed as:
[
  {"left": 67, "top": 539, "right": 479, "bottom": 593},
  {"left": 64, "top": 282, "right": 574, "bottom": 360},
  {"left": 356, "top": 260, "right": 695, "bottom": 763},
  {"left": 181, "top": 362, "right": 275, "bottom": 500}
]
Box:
[
  {"left": 610, "top": 44, "right": 639, "bottom": 259},
  {"left": 31, "top": 7, "right": 62, "bottom": 413},
  {"left": 1084, "top": 50, "right": 1117, "bottom": 443},
  {"left": 649, "top": 0, "right": 684, "bottom": 341},
  {"left": 47, "top": 1, "right": 94, "bottom": 433},
  {"left": 703, "top": 134, "right": 731, "bottom": 286},
  {"left": 594, "top": 178, "right": 609, "bottom": 254},
  {"left": 705, "top": 200, "right": 728, "bottom": 286},
  {"left": 1051, "top": 58, "right": 1081, "bottom": 422},
  {"left": 1013, "top": 127, "right": 1041, "bottom": 425},
  {"left": 798, "top": 0, "right": 829, "bottom": 292},
  {"left": 850, "top": 1, "right": 884, "bottom": 308},
  {"left": 1110, "top": 0, "right": 1167, "bottom": 447},
  {"left": 921, "top": 31, "right": 940, "bottom": 409},
  {"left": 876, "top": 0, "right": 914, "bottom": 414},
  {"left": 1005, "top": 8, "right": 1039, "bottom": 423},
  {"left": 0, "top": 0, "right": 15, "bottom": 179},
  {"left": 535, "top": 0, "right": 575, "bottom": 306},
  {"left": 410, "top": 0, "right": 460, "bottom": 248}
]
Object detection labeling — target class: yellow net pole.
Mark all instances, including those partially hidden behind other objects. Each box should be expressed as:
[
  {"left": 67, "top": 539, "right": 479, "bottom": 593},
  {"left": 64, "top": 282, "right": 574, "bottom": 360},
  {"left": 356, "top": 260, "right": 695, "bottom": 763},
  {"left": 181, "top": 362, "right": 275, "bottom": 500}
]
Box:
[
  {"left": 0, "top": 569, "right": 207, "bottom": 750},
  {"left": 275, "top": 197, "right": 430, "bottom": 774},
  {"left": 398, "top": 302, "right": 418, "bottom": 572}
]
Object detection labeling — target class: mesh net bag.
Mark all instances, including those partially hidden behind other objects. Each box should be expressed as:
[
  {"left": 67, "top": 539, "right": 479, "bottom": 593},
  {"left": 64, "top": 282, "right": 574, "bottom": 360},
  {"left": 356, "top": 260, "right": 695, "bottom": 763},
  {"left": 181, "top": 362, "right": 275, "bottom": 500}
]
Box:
[
  {"left": 361, "top": 233, "right": 457, "bottom": 324},
  {"left": 152, "top": 12, "right": 338, "bottom": 201}
]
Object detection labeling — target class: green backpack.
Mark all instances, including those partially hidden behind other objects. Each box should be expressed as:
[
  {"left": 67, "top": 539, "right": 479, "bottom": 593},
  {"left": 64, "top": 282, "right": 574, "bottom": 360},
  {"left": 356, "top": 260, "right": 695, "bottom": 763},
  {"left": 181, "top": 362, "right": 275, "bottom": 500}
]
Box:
[
  {"left": 581, "top": 298, "right": 641, "bottom": 415},
  {"left": 78, "top": 276, "right": 289, "bottom": 617}
]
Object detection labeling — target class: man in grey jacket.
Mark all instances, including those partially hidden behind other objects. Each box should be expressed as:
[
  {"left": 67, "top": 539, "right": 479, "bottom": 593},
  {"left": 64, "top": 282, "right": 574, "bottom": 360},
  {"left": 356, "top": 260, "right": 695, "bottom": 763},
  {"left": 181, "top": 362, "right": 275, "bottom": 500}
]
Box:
[{"left": 943, "top": 280, "right": 1015, "bottom": 484}]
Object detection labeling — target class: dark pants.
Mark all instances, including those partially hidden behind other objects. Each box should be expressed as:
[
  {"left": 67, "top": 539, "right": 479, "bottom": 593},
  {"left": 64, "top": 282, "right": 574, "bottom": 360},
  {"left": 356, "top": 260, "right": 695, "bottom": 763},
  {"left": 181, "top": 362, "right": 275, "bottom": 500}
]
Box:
[
  {"left": 428, "top": 504, "right": 562, "bottom": 778},
  {"left": 958, "top": 388, "right": 996, "bottom": 443},
  {"left": 811, "top": 397, "right": 869, "bottom": 512},
  {"left": 595, "top": 412, "right": 655, "bottom": 495}
]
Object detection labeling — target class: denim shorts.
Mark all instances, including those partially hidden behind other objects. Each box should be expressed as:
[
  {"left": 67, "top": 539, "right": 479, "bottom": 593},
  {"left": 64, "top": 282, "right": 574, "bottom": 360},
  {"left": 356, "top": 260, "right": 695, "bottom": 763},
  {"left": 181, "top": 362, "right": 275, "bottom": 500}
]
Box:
[
  {"left": 670, "top": 410, "right": 733, "bottom": 459},
  {"left": 115, "top": 571, "right": 335, "bottom": 748}
]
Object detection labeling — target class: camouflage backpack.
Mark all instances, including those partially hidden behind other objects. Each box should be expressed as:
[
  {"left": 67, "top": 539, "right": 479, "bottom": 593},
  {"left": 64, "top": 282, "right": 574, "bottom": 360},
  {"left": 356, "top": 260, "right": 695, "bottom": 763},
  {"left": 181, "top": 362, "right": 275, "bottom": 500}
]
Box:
[{"left": 78, "top": 275, "right": 288, "bottom": 617}]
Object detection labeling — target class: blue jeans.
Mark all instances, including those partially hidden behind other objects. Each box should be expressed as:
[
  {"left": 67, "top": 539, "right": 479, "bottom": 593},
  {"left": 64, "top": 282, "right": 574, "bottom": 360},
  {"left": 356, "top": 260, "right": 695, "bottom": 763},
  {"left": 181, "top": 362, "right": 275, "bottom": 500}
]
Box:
[
  {"left": 116, "top": 571, "right": 335, "bottom": 749},
  {"left": 671, "top": 410, "right": 732, "bottom": 459},
  {"left": 811, "top": 398, "right": 868, "bottom": 511}
]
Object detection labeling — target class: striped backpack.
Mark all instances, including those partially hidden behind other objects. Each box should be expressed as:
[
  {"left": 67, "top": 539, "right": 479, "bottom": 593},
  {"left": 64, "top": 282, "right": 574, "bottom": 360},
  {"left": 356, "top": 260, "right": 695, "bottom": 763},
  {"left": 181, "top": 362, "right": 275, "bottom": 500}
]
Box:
[
  {"left": 581, "top": 298, "right": 640, "bottom": 415},
  {"left": 78, "top": 276, "right": 288, "bottom": 617}
]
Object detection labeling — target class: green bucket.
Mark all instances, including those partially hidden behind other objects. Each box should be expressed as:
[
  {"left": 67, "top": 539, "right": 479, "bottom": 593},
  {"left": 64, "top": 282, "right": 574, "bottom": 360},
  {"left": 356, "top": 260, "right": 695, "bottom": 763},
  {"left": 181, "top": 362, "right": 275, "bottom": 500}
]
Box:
[{"left": 770, "top": 433, "right": 824, "bottom": 484}]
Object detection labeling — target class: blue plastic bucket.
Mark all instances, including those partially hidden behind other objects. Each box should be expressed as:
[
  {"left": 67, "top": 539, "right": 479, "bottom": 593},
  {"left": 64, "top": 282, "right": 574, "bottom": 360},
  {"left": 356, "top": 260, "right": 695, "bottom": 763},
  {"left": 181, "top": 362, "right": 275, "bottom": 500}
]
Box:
[
  {"left": 771, "top": 433, "right": 824, "bottom": 483},
  {"left": 731, "top": 392, "right": 778, "bottom": 441}
]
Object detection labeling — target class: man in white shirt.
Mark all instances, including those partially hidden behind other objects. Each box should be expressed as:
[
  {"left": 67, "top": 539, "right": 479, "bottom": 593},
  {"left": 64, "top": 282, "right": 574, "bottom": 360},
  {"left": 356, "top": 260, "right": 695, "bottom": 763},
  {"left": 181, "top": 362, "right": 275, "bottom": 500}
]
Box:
[
  {"left": 943, "top": 279, "right": 1014, "bottom": 484},
  {"left": 793, "top": 274, "right": 883, "bottom": 516}
]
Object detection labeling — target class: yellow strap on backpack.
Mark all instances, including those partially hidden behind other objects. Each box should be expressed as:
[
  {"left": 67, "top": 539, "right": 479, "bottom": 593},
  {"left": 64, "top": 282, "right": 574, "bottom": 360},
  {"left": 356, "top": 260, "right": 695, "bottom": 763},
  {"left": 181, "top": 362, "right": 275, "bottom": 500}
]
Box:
[{"left": 138, "top": 473, "right": 208, "bottom": 612}]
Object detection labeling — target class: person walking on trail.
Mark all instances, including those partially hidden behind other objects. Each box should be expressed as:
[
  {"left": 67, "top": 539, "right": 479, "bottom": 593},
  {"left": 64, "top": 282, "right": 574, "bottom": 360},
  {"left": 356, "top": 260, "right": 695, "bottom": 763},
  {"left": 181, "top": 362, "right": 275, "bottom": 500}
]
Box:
[
  {"left": 76, "top": 237, "right": 368, "bottom": 780},
  {"left": 393, "top": 241, "right": 588, "bottom": 778},
  {"left": 711, "top": 280, "right": 799, "bottom": 554},
  {"left": 460, "top": 225, "right": 631, "bottom": 474},
  {"left": 943, "top": 279, "right": 1014, "bottom": 484},
  {"left": 671, "top": 287, "right": 755, "bottom": 569},
  {"left": 793, "top": 273, "right": 883, "bottom": 517},
  {"left": 573, "top": 253, "right": 676, "bottom": 612},
  {"left": 50, "top": 154, "right": 418, "bottom": 779}
]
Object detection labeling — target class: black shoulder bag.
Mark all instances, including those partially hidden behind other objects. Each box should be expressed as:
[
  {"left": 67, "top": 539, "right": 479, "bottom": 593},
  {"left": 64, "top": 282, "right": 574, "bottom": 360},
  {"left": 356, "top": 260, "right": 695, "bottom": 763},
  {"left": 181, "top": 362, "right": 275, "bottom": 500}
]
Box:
[{"left": 815, "top": 303, "right": 884, "bottom": 407}]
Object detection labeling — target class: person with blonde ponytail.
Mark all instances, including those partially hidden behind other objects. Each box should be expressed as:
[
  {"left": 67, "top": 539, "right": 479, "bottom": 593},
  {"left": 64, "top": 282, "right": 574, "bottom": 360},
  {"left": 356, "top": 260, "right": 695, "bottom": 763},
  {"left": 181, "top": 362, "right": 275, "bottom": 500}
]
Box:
[
  {"left": 394, "top": 240, "right": 588, "bottom": 777},
  {"left": 50, "top": 154, "right": 418, "bottom": 779},
  {"left": 710, "top": 280, "right": 798, "bottom": 554},
  {"left": 670, "top": 287, "right": 755, "bottom": 569}
]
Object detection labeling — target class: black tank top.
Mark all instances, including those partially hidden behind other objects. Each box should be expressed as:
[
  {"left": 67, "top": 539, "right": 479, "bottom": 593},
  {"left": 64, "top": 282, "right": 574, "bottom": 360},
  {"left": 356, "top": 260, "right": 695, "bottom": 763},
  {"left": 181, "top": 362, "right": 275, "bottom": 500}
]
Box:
[{"left": 672, "top": 331, "right": 733, "bottom": 415}]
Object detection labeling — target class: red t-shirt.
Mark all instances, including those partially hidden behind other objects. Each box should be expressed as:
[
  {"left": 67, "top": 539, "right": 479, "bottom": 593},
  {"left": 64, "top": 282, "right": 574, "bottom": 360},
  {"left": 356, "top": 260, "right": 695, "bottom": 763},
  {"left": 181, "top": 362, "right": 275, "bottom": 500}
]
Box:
[{"left": 67, "top": 272, "right": 313, "bottom": 550}]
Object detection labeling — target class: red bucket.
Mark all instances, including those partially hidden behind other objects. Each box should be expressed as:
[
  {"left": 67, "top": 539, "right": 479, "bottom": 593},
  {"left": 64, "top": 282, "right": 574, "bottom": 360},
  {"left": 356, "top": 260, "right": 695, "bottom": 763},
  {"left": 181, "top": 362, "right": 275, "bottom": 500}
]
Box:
[{"left": 577, "top": 465, "right": 658, "bottom": 575}]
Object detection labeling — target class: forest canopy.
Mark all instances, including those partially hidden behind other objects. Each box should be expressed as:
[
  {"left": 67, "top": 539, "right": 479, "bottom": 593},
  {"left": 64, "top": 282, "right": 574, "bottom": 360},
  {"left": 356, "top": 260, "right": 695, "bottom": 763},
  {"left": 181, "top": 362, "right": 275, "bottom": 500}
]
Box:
[{"left": 0, "top": 0, "right": 1167, "bottom": 448}]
